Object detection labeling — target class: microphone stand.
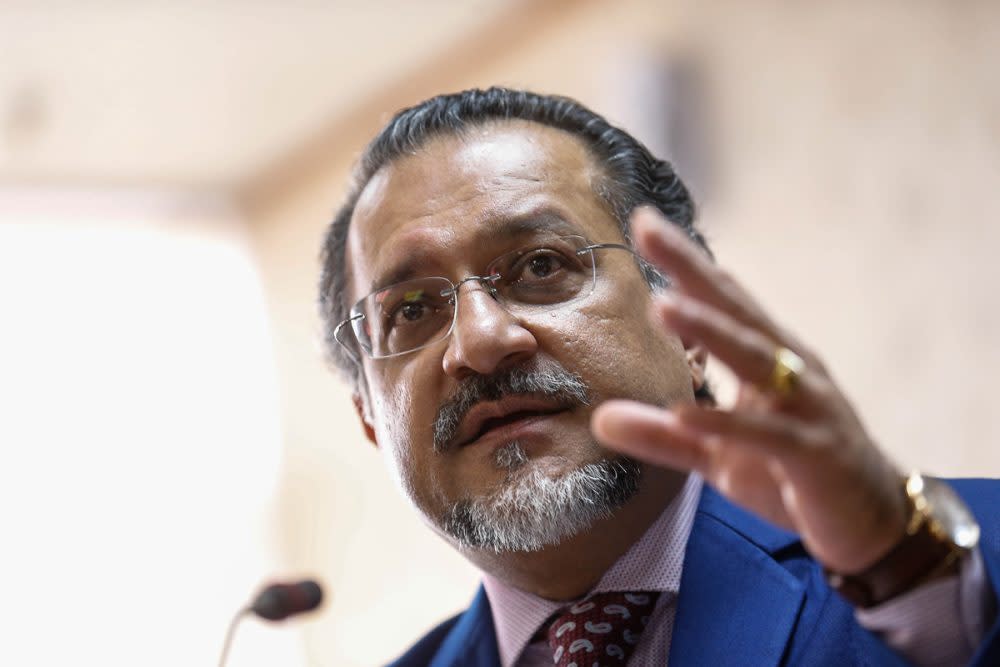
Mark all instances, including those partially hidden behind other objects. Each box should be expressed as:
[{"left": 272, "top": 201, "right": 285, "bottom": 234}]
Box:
[{"left": 218, "top": 607, "right": 250, "bottom": 667}]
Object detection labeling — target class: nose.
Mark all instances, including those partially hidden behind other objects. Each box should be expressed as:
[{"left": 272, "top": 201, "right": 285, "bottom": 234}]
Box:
[{"left": 441, "top": 282, "right": 538, "bottom": 379}]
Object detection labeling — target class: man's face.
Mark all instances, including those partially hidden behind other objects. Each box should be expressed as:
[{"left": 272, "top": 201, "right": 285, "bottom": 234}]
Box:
[{"left": 346, "top": 120, "right": 695, "bottom": 546}]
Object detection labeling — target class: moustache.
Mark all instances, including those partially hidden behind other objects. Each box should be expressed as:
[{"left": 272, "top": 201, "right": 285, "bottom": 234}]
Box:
[{"left": 432, "top": 361, "right": 591, "bottom": 453}]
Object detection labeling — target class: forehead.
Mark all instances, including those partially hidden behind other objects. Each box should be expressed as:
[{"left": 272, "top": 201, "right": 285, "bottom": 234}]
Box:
[{"left": 346, "top": 121, "right": 620, "bottom": 296}]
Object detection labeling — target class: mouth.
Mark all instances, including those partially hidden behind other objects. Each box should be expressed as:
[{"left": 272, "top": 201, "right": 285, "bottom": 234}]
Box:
[
  {"left": 469, "top": 410, "right": 562, "bottom": 444},
  {"left": 455, "top": 398, "right": 570, "bottom": 450}
]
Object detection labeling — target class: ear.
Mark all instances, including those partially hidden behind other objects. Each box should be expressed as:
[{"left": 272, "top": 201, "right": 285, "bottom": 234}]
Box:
[
  {"left": 684, "top": 342, "right": 709, "bottom": 398},
  {"left": 352, "top": 393, "right": 379, "bottom": 448}
]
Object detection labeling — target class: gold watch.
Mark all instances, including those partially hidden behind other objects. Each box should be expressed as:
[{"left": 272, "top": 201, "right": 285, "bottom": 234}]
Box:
[{"left": 827, "top": 471, "right": 980, "bottom": 608}]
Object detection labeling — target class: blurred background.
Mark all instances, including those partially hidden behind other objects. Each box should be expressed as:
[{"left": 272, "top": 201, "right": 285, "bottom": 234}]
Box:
[{"left": 2, "top": 0, "right": 999, "bottom": 664}]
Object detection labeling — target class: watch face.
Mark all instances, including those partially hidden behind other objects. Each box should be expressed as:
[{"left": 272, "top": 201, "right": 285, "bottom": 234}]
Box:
[{"left": 923, "top": 476, "right": 981, "bottom": 549}]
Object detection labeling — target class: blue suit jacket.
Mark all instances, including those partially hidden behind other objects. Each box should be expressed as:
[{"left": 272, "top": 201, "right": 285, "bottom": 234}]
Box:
[{"left": 389, "top": 479, "right": 1000, "bottom": 666}]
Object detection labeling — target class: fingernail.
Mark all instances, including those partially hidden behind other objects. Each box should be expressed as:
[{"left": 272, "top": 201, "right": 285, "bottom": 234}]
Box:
[
  {"left": 632, "top": 207, "right": 664, "bottom": 235},
  {"left": 654, "top": 292, "right": 681, "bottom": 316},
  {"left": 650, "top": 300, "right": 680, "bottom": 334},
  {"left": 632, "top": 204, "right": 661, "bottom": 221}
]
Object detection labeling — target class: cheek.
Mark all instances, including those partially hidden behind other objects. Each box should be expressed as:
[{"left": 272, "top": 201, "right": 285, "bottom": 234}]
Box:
[
  {"left": 366, "top": 363, "right": 444, "bottom": 511},
  {"left": 367, "top": 372, "right": 420, "bottom": 490},
  {"left": 550, "top": 297, "right": 693, "bottom": 406}
]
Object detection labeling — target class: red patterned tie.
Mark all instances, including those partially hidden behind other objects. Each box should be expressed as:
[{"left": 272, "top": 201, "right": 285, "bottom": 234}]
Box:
[{"left": 546, "top": 591, "right": 661, "bottom": 666}]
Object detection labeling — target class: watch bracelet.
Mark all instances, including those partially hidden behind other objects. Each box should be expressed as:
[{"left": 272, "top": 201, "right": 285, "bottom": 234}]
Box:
[{"left": 825, "top": 476, "right": 962, "bottom": 608}]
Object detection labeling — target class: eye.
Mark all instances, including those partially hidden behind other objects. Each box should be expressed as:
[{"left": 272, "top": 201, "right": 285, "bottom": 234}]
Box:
[
  {"left": 526, "top": 253, "right": 558, "bottom": 278},
  {"left": 510, "top": 249, "right": 571, "bottom": 285},
  {"left": 398, "top": 301, "right": 426, "bottom": 322},
  {"left": 382, "top": 285, "right": 449, "bottom": 329}
]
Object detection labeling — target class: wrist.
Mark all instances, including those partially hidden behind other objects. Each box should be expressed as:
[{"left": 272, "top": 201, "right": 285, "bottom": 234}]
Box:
[{"left": 826, "top": 472, "right": 979, "bottom": 608}]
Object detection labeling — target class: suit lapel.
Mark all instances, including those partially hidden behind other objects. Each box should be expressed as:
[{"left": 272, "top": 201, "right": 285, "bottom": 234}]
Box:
[
  {"left": 669, "top": 486, "right": 805, "bottom": 667},
  {"left": 429, "top": 587, "right": 501, "bottom": 667}
]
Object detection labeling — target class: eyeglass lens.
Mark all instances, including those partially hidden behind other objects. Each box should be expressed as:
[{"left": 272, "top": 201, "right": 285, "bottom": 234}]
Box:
[{"left": 351, "top": 235, "right": 599, "bottom": 358}]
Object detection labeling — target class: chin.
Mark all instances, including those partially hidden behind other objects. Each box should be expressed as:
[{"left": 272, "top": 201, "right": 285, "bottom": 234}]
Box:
[{"left": 437, "top": 449, "right": 642, "bottom": 554}]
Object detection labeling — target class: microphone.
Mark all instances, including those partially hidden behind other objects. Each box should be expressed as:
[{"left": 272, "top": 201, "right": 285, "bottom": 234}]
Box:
[
  {"left": 250, "top": 580, "right": 324, "bottom": 621},
  {"left": 219, "top": 579, "right": 325, "bottom": 667}
]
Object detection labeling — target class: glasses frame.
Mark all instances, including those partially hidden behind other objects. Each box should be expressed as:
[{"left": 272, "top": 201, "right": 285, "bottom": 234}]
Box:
[{"left": 333, "top": 237, "right": 661, "bottom": 363}]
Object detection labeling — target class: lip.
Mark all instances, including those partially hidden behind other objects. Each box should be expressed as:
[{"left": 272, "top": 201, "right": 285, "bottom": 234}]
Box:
[
  {"left": 464, "top": 412, "right": 566, "bottom": 451},
  {"left": 454, "top": 396, "right": 570, "bottom": 450}
]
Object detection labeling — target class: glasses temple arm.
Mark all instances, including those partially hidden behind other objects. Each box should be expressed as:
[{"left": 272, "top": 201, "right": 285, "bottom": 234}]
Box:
[
  {"left": 333, "top": 314, "right": 364, "bottom": 365},
  {"left": 578, "top": 243, "right": 669, "bottom": 287}
]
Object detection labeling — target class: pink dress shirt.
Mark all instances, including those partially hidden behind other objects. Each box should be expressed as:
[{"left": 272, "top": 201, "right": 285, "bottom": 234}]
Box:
[{"left": 482, "top": 474, "right": 995, "bottom": 666}]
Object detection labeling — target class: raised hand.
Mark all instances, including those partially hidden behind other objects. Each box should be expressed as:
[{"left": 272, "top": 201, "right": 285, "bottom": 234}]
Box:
[{"left": 592, "top": 207, "right": 907, "bottom": 574}]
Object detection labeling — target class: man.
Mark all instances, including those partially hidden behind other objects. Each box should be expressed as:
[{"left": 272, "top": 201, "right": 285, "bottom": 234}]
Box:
[{"left": 319, "top": 88, "right": 999, "bottom": 666}]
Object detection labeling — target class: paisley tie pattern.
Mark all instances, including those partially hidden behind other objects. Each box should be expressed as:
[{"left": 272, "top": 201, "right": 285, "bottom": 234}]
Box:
[{"left": 545, "top": 591, "right": 660, "bottom": 666}]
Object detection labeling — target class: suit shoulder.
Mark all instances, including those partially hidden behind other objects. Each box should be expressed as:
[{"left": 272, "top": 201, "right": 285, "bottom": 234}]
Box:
[
  {"left": 385, "top": 613, "right": 462, "bottom": 667},
  {"left": 385, "top": 587, "right": 498, "bottom": 666},
  {"left": 947, "top": 477, "right": 1000, "bottom": 502}
]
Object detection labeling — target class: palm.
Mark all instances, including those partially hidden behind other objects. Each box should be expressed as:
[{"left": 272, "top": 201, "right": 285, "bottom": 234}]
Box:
[{"left": 700, "top": 392, "right": 792, "bottom": 530}]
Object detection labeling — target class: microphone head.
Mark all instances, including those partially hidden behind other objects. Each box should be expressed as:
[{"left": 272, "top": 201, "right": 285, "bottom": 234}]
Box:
[{"left": 250, "top": 579, "right": 324, "bottom": 622}]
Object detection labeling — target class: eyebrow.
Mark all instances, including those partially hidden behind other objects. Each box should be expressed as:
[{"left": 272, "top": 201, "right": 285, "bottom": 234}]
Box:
[
  {"left": 369, "top": 208, "right": 583, "bottom": 293},
  {"left": 477, "top": 209, "right": 580, "bottom": 244}
]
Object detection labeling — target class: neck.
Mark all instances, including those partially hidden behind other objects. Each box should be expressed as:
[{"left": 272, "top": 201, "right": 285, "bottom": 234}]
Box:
[{"left": 464, "top": 465, "right": 686, "bottom": 601}]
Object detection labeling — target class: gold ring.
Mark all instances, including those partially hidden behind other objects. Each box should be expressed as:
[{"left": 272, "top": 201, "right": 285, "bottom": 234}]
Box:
[{"left": 769, "top": 347, "right": 805, "bottom": 397}]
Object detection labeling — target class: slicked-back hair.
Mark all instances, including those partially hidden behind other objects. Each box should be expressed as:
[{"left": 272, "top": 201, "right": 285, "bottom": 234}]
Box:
[{"left": 319, "top": 87, "right": 710, "bottom": 389}]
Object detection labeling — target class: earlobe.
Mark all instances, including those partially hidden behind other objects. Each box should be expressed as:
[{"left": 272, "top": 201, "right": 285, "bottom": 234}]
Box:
[
  {"left": 352, "top": 393, "right": 379, "bottom": 448},
  {"left": 685, "top": 344, "right": 711, "bottom": 403}
]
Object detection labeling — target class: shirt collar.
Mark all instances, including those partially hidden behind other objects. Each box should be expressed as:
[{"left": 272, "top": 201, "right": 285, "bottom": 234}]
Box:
[{"left": 482, "top": 473, "right": 704, "bottom": 667}]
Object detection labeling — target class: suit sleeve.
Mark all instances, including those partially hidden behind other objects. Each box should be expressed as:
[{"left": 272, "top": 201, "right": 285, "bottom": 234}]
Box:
[{"left": 855, "top": 548, "right": 996, "bottom": 666}]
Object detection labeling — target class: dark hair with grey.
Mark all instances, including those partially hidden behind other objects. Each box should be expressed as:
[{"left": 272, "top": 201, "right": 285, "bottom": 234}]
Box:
[{"left": 319, "top": 86, "right": 710, "bottom": 388}]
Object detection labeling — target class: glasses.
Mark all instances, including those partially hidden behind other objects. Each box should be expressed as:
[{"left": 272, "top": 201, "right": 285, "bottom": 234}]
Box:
[{"left": 334, "top": 234, "right": 662, "bottom": 361}]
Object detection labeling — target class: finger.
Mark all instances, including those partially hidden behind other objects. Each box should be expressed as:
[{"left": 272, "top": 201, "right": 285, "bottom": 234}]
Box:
[
  {"left": 655, "top": 293, "right": 771, "bottom": 383},
  {"left": 631, "top": 207, "right": 783, "bottom": 343},
  {"left": 673, "top": 404, "right": 833, "bottom": 467},
  {"left": 595, "top": 401, "right": 800, "bottom": 531},
  {"left": 656, "top": 295, "right": 832, "bottom": 414},
  {"left": 655, "top": 292, "right": 826, "bottom": 402},
  {"left": 591, "top": 400, "right": 712, "bottom": 473}
]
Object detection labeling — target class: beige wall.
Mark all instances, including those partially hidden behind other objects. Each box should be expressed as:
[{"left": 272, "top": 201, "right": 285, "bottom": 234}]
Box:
[{"left": 244, "top": 1, "right": 1000, "bottom": 664}]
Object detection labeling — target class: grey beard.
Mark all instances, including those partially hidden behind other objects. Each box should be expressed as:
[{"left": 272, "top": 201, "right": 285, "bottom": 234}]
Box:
[
  {"left": 440, "top": 443, "right": 642, "bottom": 553},
  {"left": 493, "top": 440, "right": 530, "bottom": 470}
]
